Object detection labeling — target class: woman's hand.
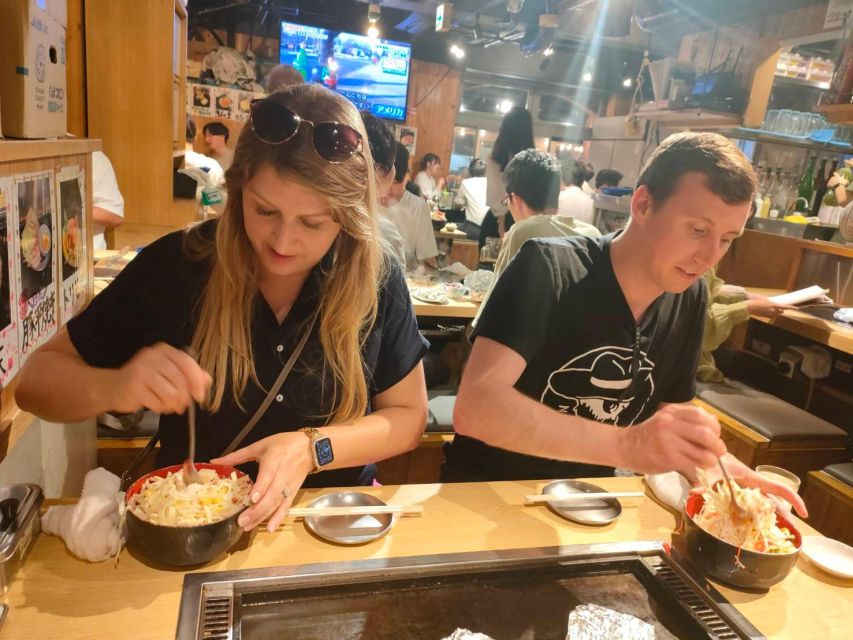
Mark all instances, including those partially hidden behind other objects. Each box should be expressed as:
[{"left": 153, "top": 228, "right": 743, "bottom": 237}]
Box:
[
  {"left": 694, "top": 454, "right": 808, "bottom": 517},
  {"left": 212, "top": 432, "right": 314, "bottom": 532},
  {"left": 746, "top": 297, "right": 797, "bottom": 318},
  {"left": 110, "top": 343, "right": 211, "bottom": 414}
]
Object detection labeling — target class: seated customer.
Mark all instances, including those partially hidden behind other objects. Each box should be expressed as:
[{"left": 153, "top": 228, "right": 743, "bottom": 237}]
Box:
[
  {"left": 202, "top": 121, "right": 234, "bottom": 172},
  {"left": 595, "top": 168, "right": 624, "bottom": 192},
  {"left": 453, "top": 158, "right": 488, "bottom": 240},
  {"left": 379, "top": 146, "right": 438, "bottom": 271},
  {"left": 360, "top": 110, "right": 406, "bottom": 269},
  {"left": 557, "top": 159, "right": 594, "bottom": 223},
  {"left": 91, "top": 151, "right": 125, "bottom": 250},
  {"left": 184, "top": 118, "right": 224, "bottom": 186},
  {"left": 491, "top": 150, "right": 600, "bottom": 278},
  {"left": 441, "top": 131, "right": 806, "bottom": 515},
  {"left": 699, "top": 268, "right": 794, "bottom": 382},
  {"left": 414, "top": 152, "right": 445, "bottom": 201}
]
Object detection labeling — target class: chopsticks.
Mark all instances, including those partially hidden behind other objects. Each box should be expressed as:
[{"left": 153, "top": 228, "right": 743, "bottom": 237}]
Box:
[
  {"left": 524, "top": 492, "right": 644, "bottom": 505},
  {"left": 287, "top": 505, "right": 424, "bottom": 518}
]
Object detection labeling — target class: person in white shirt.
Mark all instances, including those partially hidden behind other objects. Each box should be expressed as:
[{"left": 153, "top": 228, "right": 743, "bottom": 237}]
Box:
[
  {"left": 203, "top": 121, "right": 235, "bottom": 172},
  {"left": 91, "top": 151, "right": 125, "bottom": 251},
  {"left": 453, "top": 157, "right": 488, "bottom": 239},
  {"left": 379, "top": 146, "right": 438, "bottom": 270},
  {"left": 413, "top": 152, "right": 445, "bottom": 201},
  {"left": 184, "top": 119, "right": 225, "bottom": 186},
  {"left": 557, "top": 158, "right": 594, "bottom": 224}
]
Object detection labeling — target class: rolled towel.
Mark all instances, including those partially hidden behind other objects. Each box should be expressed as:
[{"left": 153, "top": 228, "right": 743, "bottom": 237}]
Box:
[
  {"left": 644, "top": 471, "right": 691, "bottom": 512},
  {"left": 42, "top": 467, "right": 126, "bottom": 562}
]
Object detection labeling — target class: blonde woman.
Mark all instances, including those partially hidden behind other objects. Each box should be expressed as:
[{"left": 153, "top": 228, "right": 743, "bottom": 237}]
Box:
[{"left": 16, "top": 84, "right": 429, "bottom": 532}]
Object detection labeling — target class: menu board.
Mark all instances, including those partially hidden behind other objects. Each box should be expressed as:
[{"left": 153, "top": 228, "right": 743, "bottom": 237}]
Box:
[
  {"left": 0, "top": 178, "right": 21, "bottom": 386},
  {"left": 15, "top": 170, "right": 58, "bottom": 360},
  {"left": 56, "top": 165, "right": 87, "bottom": 324},
  {"left": 189, "top": 82, "right": 260, "bottom": 122}
]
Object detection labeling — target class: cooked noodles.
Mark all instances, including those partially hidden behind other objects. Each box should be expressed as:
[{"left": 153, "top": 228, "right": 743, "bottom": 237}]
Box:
[
  {"left": 128, "top": 468, "right": 251, "bottom": 527},
  {"left": 694, "top": 471, "right": 797, "bottom": 554}
]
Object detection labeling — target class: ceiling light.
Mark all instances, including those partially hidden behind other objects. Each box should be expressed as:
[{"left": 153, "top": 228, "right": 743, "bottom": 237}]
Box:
[
  {"left": 367, "top": 24, "right": 380, "bottom": 39},
  {"left": 460, "top": 104, "right": 466, "bottom": 112},
  {"left": 622, "top": 77, "right": 633, "bottom": 88},
  {"left": 450, "top": 43, "right": 465, "bottom": 59},
  {"left": 582, "top": 72, "right": 593, "bottom": 83},
  {"left": 543, "top": 46, "right": 554, "bottom": 57},
  {"left": 499, "top": 100, "right": 513, "bottom": 114}
]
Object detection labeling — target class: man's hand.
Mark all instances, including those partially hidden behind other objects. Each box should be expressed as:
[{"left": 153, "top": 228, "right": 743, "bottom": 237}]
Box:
[
  {"left": 617, "top": 404, "right": 726, "bottom": 474},
  {"left": 746, "top": 297, "right": 797, "bottom": 318}
]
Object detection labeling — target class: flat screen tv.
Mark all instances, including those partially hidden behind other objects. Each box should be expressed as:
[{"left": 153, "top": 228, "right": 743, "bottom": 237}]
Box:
[{"left": 280, "top": 21, "right": 411, "bottom": 121}]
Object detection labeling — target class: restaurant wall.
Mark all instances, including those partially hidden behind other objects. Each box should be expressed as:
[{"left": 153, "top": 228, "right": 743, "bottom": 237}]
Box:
[{"left": 404, "top": 59, "right": 461, "bottom": 176}]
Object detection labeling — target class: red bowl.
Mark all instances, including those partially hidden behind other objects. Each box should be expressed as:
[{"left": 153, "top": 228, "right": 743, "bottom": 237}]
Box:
[
  {"left": 125, "top": 463, "right": 251, "bottom": 567},
  {"left": 674, "top": 493, "right": 801, "bottom": 591}
]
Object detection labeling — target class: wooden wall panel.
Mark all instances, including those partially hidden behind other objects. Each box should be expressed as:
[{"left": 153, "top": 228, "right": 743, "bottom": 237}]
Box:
[
  {"left": 85, "top": 0, "right": 178, "bottom": 228},
  {"left": 716, "top": 229, "right": 800, "bottom": 289},
  {"left": 65, "top": 0, "right": 86, "bottom": 138},
  {"left": 404, "top": 60, "right": 461, "bottom": 179}
]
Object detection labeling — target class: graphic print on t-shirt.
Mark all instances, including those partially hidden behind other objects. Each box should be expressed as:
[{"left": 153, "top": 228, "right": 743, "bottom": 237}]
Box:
[{"left": 540, "top": 346, "right": 655, "bottom": 425}]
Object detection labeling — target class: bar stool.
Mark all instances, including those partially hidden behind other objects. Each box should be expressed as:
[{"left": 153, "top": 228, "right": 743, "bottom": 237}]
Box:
[{"left": 802, "top": 462, "right": 853, "bottom": 546}]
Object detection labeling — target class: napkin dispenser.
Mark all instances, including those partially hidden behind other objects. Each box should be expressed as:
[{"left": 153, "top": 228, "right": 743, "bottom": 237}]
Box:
[{"left": 0, "top": 484, "right": 43, "bottom": 594}]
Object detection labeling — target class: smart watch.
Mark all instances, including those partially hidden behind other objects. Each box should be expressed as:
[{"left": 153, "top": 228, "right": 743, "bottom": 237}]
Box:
[{"left": 300, "top": 427, "right": 334, "bottom": 472}]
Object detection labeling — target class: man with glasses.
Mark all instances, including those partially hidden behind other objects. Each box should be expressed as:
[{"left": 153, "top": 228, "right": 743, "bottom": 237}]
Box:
[{"left": 440, "top": 132, "right": 807, "bottom": 515}]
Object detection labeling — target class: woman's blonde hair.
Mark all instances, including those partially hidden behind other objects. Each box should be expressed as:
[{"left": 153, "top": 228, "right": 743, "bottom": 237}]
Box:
[{"left": 185, "top": 84, "right": 384, "bottom": 424}]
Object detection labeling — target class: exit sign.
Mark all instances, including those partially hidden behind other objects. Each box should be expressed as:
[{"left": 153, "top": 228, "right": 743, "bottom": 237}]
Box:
[{"left": 436, "top": 3, "right": 453, "bottom": 32}]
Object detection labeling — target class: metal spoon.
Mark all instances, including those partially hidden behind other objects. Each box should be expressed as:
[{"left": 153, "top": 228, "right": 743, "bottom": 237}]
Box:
[
  {"left": 718, "top": 458, "right": 748, "bottom": 522},
  {"left": 182, "top": 399, "right": 201, "bottom": 485}
]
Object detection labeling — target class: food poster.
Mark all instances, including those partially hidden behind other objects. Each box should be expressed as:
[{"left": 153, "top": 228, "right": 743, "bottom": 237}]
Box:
[
  {"left": 56, "top": 165, "right": 87, "bottom": 324},
  {"left": 213, "top": 87, "right": 234, "bottom": 119},
  {"left": 192, "top": 83, "right": 213, "bottom": 117},
  {"left": 396, "top": 125, "right": 417, "bottom": 156},
  {"left": 15, "top": 171, "right": 57, "bottom": 360},
  {"left": 0, "top": 178, "right": 21, "bottom": 386},
  {"left": 236, "top": 91, "right": 253, "bottom": 122}
]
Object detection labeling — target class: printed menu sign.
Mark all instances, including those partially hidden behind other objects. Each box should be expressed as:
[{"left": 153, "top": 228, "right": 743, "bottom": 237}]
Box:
[
  {"left": 189, "top": 82, "right": 262, "bottom": 122},
  {"left": 0, "top": 178, "right": 21, "bottom": 386},
  {"left": 15, "top": 171, "right": 57, "bottom": 359},
  {"left": 57, "top": 165, "right": 87, "bottom": 324}
]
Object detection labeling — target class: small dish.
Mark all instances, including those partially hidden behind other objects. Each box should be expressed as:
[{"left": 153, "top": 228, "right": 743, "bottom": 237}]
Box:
[
  {"left": 541, "top": 480, "right": 621, "bottom": 526},
  {"left": 303, "top": 491, "right": 393, "bottom": 545},
  {"left": 412, "top": 288, "right": 449, "bottom": 305},
  {"left": 801, "top": 536, "right": 853, "bottom": 579}
]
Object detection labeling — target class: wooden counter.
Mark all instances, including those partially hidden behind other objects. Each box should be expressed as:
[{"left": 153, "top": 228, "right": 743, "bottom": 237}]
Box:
[
  {"left": 745, "top": 288, "right": 853, "bottom": 355},
  {"left": 409, "top": 281, "right": 481, "bottom": 320},
  {"left": 3, "top": 477, "right": 851, "bottom": 639}
]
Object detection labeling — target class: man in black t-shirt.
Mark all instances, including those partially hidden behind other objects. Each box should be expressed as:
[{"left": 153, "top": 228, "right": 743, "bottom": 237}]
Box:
[{"left": 442, "top": 132, "right": 806, "bottom": 515}]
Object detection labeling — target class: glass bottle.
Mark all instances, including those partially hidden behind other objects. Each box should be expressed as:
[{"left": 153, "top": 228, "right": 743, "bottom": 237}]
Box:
[{"left": 795, "top": 155, "right": 816, "bottom": 212}]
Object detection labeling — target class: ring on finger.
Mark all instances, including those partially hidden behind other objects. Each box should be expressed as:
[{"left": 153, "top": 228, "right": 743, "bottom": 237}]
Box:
[{"left": 282, "top": 486, "right": 290, "bottom": 500}]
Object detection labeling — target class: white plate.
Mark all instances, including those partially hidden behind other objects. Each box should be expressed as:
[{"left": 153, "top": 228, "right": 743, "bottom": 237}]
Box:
[{"left": 801, "top": 536, "right": 853, "bottom": 579}]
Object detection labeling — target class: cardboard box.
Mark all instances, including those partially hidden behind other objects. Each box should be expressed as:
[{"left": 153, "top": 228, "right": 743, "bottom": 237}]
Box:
[{"left": 0, "top": 0, "right": 67, "bottom": 139}]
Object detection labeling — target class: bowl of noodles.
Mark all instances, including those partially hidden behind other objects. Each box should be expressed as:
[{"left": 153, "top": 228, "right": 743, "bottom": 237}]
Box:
[
  {"left": 125, "top": 463, "right": 252, "bottom": 567},
  {"left": 676, "top": 478, "right": 801, "bottom": 591}
]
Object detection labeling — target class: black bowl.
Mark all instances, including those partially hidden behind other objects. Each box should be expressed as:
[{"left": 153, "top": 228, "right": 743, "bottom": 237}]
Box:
[
  {"left": 675, "top": 493, "right": 801, "bottom": 591},
  {"left": 125, "top": 463, "right": 251, "bottom": 567}
]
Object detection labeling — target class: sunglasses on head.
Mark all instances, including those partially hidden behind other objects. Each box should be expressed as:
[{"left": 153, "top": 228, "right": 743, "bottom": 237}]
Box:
[{"left": 249, "top": 96, "right": 363, "bottom": 163}]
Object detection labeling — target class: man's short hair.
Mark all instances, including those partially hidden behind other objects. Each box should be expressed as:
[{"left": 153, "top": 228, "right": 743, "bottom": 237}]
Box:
[
  {"left": 186, "top": 117, "right": 196, "bottom": 143},
  {"left": 560, "top": 159, "right": 586, "bottom": 188},
  {"left": 393, "top": 145, "right": 410, "bottom": 184},
  {"left": 267, "top": 64, "right": 305, "bottom": 92},
  {"left": 637, "top": 132, "right": 757, "bottom": 205},
  {"left": 468, "top": 158, "right": 486, "bottom": 178},
  {"left": 503, "top": 149, "right": 561, "bottom": 212},
  {"left": 595, "top": 169, "right": 623, "bottom": 189},
  {"left": 360, "top": 111, "right": 396, "bottom": 173},
  {"left": 202, "top": 121, "right": 230, "bottom": 142}
]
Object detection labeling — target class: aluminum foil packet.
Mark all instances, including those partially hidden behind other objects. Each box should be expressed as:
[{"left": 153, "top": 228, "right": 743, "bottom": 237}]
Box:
[{"left": 566, "top": 603, "right": 656, "bottom": 640}]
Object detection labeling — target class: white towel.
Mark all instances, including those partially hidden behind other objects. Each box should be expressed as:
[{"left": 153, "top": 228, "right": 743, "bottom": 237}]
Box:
[
  {"left": 42, "top": 467, "right": 126, "bottom": 562},
  {"left": 644, "top": 471, "right": 691, "bottom": 511}
]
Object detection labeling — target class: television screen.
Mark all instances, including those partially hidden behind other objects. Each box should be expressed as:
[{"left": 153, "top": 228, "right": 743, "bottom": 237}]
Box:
[{"left": 280, "top": 21, "right": 411, "bottom": 121}]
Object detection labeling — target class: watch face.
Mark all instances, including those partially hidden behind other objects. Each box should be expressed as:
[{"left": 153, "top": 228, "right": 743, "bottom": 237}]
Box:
[{"left": 315, "top": 437, "right": 334, "bottom": 467}]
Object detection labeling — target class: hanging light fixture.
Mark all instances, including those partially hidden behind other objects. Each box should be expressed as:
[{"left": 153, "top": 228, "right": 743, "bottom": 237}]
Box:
[{"left": 367, "top": 3, "right": 381, "bottom": 39}]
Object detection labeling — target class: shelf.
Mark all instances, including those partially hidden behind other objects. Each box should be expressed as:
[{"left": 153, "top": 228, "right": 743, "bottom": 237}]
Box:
[
  {"left": 0, "top": 138, "right": 102, "bottom": 163},
  {"left": 813, "top": 103, "right": 853, "bottom": 123},
  {"left": 719, "top": 127, "right": 853, "bottom": 153},
  {"left": 774, "top": 74, "right": 831, "bottom": 90},
  {"left": 632, "top": 106, "right": 741, "bottom": 128}
]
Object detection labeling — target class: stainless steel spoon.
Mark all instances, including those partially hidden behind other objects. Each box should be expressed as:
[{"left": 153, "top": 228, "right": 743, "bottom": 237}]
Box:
[{"left": 182, "top": 399, "right": 201, "bottom": 485}]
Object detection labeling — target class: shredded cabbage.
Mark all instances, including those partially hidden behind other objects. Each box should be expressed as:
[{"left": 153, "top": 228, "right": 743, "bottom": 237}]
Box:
[
  {"left": 129, "top": 468, "right": 251, "bottom": 527},
  {"left": 694, "top": 471, "right": 797, "bottom": 554}
]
